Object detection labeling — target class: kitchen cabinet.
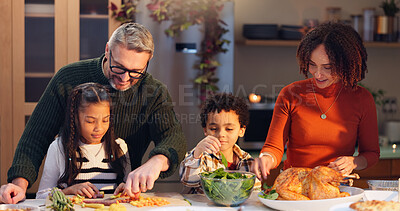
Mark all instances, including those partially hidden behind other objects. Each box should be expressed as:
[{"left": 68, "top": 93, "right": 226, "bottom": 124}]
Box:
[{"left": 0, "top": 0, "right": 121, "bottom": 195}]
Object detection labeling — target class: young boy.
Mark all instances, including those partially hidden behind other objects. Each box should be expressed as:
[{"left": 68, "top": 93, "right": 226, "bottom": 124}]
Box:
[{"left": 179, "top": 93, "right": 260, "bottom": 193}]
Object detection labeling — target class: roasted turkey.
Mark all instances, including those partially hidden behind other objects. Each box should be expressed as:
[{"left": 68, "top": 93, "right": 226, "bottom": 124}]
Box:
[{"left": 271, "top": 166, "right": 352, "bottom": 200}]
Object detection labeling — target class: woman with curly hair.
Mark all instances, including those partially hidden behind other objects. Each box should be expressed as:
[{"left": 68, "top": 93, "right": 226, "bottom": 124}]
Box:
[
  {"left": 36, "top": 83, "right": 130, "bottom": 199},
  {"left": 253, "top": 22, "right": 380, "bottom": 180}
]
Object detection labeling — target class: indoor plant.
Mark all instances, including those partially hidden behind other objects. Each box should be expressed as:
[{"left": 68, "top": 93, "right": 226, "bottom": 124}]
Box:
[
  {"left": 380, "top": 0, "right": 400, "bottom": 17},
  {"left": 376, "top": 0, "right": 399, "bottom": 41},
  {"left": 147, "top": 0, "right": 231, "bottom": 101},
  {"left": 110, "top": 0, "right": 139, "bottom": 24}
]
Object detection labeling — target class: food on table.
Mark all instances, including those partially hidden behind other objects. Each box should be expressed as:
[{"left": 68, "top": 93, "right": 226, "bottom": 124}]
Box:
[
  {"left": 81, "top": 198, "right": 130, "bottom": 206},
  {"left": 0, "top": 209, "right": 33, "bottom": 211},
  {"left": 262, "top": 166, "right": 352, "bottom": 200},
  {"left": 268, "top": 167, "right": 311, "bottom": 200},
  {"left": 69, "top": 193, "right": 169, "bottom": 208},
  {"left": 350, "top": 200, "right": 400, "bottom": 210},
  {"left": 89, "top": 203, "right": 126, "bottom": 211},
  {"left": 81, "top": 203, "right": 104, "bottom": 209},
  {"left": 199, "top": 168, "right": 255, "bottom": 206},
  {"left": 94, "top": 191, "right": 105, "bottom": 198},
  {"left": 109, "top": 203, "right": 127, "bottom": 211},
  {"left": 48, "top": 187, "right": 74, "bottom": 211},
  {"left": 129, "top": 196, "right": 170, "bottom": 207}
]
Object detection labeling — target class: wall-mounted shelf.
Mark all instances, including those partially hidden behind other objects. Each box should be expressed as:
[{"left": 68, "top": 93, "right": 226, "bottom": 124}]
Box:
[{"left": 239, "top": 39, "right": 400, "bottom": 48}]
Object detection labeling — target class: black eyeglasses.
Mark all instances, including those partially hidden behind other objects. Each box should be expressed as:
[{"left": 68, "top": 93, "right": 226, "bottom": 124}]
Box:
[{"left": 109, "top": 50, "right": 149, "bottom": 79}]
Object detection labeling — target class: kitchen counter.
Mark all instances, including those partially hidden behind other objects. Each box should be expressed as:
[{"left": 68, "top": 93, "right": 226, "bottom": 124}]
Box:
[
  {"left": 378, "top": 144, "right": 400, "bottom": 159},
  {"left": 183, "top": 191, "right": 270, "bottom": 210},
  {"left": 17, "top": 192, "right": 271, "bottom": 211}
]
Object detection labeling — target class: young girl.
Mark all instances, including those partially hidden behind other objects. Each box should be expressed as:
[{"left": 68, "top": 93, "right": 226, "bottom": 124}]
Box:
[{"left": 36, "top": 82, "right": 131, "bottom": 199}]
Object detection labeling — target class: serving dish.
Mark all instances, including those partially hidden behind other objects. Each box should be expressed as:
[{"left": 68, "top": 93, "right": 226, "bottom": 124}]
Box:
[
  {"left": 368, "top": 180, "right": 399, "bottom": 191},
  {"left": 330, "top": 191, "right": 399, "bottom": 210},
  {"left": 329, "top": 202, "right": 354, "bottom": 211},
  {"left": 258, "top": 186, "right": 364, "bottom": 211},
  {"left": 363, "top": 190, "right": 398, "bottom": 201},
  {"left": 200, "top": 170, "right": 255, "bottom": 206},
  {"left": 0, "top": 204, "right": 40, "bottom": 211},
  {"left": 148, "top": 206, "right": 225, "bottom": 211}
]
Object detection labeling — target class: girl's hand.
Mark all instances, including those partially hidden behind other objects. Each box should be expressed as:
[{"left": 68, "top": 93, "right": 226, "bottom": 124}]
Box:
[
  {"left": 328, "top": 156, "right": 357, "bottom": 175},
  {"left": 193, "top": 135, "right": 221, "bottom": 159},
  {"left": 114, "top": 183, "right": 125, "bottom": 195},
  {"left": 62, "top": 182, "right": 99, "bottom": 198}
]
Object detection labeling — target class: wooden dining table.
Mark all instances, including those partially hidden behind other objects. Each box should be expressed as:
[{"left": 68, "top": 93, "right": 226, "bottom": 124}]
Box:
[{"left": 17, "top": 191, "right": 270, "bottom": 211}]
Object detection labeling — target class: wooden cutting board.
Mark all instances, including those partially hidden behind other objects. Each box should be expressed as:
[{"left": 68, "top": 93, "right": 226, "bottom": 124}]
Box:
[{"left": 45, "top": 192, "right": 191, "bottom": 210}]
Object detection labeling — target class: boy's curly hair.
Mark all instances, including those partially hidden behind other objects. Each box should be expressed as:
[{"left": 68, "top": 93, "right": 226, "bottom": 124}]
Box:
[
  {"left": 297, "top": 22, "right": 367, "bottom": 89},
  {"left": 200, "top": 93, "right": 249, "bottom": 128}
]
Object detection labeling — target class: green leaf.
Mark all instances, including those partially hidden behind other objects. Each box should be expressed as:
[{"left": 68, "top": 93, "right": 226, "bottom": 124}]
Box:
[
  {"left": 259, "top": 189, "right": 279, "bottom": 200},
  {"left": 263, "top": 183, "right": 272, "bottom": 190},
  {"left": 220, "top": 152, "right": 228, "bottom": 168}
]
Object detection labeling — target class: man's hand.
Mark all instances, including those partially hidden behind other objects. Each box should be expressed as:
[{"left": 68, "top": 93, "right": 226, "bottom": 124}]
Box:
[
  {"left": 123, "top": 154, "right": 169, "bottom": 198},
  {"left": 62, "top": 182, "right": 99, "bottom": 198},
  {"left": 0, "top": 178, "right": 28, "bottom": 204}
]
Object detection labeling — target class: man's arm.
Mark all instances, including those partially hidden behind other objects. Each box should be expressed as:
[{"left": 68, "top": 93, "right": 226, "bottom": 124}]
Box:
[
  {"left": 146, "top": 83, "right": 187, "bottom": 178},
  {"left": 8, "top": 75, "right": 67, "bottom": 186},
  {"left": 123, "top": 154, "right": 169, "bottom": 197}
]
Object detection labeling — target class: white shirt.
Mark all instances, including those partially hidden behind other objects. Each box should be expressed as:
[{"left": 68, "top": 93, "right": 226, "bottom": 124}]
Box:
[{"left": 36, "top": 137, "right": 131, "bottom": 199}]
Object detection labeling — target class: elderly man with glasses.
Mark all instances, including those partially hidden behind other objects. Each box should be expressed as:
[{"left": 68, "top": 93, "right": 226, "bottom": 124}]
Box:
[{"left": 0, "top": 22, "right": 186, "bottom": 203}]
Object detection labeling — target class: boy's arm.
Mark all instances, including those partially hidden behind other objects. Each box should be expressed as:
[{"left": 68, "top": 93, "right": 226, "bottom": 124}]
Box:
[{"left": 179, "top": 150, "right": 205, "bottom": 187}]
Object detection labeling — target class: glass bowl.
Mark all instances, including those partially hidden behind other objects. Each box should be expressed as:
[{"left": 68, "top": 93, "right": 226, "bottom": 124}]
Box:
[
  {"left": 367, "top": 180, "right": 399, "bottom": 191},
  {"left": 199, "top": 170, "right": 255, "bottom": 206}
]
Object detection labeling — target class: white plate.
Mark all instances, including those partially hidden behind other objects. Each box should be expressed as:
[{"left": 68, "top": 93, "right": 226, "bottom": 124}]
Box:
[
  {"left": 363, "top": 190, "right": 398, "bottom": 201},
  {"left": 148, "top": 206, "right": 225, "bottom": 211},
  {"left": 330, "top": 191, "right": 400, "bottom": 211},
  {"left": 329, "top": 202, "right": 353, "bottom": 211},
  {"left": 0, "top": 204, "right": 41, "bottom": 211},
  {"left": 257, "top": 186, "right": 364, "bottom": 211}
]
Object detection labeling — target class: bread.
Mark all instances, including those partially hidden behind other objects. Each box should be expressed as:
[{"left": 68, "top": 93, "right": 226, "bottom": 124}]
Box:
[{"left": 350, "top": 200, "right": 400, "bottom": 211}]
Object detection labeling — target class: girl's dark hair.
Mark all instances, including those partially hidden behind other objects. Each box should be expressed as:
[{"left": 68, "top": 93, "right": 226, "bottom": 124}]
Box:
[
  {"left": 297, "top": 22, "right": 368, "bottom": 89},
  {"left": 200, "top": 93, "right": 249, "bottom": 128},
  {"left": 57, "top": 82, "right": 126, "bottom": 187}
]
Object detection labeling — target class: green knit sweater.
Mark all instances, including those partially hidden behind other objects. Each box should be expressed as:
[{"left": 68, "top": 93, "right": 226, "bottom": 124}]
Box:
[{"left": 8, "top": 55, "right": 187, "bottom": 187}]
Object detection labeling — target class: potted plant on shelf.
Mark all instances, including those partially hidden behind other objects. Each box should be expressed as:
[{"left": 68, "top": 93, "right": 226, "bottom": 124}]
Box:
[
  {"left": 376, "top": 0, "right": 400, "bottom": 41},
  {"left": 147, "top": 0, "right": 231, "bottom": 102},
  {"left": 110, "top": 0, "right": 138, "bottom": 24},
  {"left": 380, "top": 0, "right": 400, "bottom": 16}
]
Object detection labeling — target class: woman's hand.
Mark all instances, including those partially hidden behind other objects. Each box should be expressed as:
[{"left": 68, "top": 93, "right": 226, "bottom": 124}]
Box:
[
  {"left": 193, "top": 135, "right": 221, "bottom": 158},
  {"left": 252, "top": 155, "right": 275, "bottom": 181},
  {"left": 328, "top": 156, "right": 357, "bottom": 175},
  {"left": 62, "top": 182, "right": 99, "bottom": 198}
]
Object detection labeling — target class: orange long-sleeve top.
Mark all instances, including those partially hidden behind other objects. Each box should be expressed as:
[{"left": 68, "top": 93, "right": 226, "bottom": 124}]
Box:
[{"left": 262, "top": 78, "right": 380, "bottom": 170}]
